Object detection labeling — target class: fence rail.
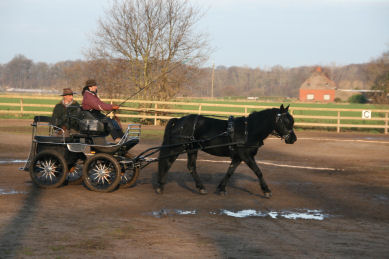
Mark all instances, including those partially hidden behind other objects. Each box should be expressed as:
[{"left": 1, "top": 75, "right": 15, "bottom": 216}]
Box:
[{"left": 0, "top": 94, "right": 388, "bottom": 134}]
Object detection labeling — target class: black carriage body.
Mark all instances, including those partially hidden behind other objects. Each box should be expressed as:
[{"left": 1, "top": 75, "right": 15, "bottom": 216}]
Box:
[{"left": 34, "top": 137, "right": 86, "bottom": 166}]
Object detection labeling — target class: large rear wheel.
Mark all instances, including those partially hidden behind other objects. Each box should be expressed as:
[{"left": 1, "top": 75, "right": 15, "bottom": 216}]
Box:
[
  {"left": 82, "top": 153, "right": 121, "bottom": 192},
  {"left": 29, "top": 150, "right": 68, "bottom": 188}
]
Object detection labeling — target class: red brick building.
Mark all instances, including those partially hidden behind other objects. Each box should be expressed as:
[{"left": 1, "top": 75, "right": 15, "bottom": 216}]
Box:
[{"left": 299, "top": 67, "right": 336, "bottom": 102}]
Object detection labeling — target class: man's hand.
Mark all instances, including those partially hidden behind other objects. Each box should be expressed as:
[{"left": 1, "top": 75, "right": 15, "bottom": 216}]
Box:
[{"left": 112, "top": 105, "right": 120, "bottom": 110}]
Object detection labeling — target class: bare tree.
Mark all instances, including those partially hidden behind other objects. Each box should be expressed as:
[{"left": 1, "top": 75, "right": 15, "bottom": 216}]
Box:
[
  {"left": 370, "top": 51, "right": 389, "bottom": 103},
  {"left": 88, "top": 0, "right": 210, "bottom": 100},
  {"left": 2, "top": 55, "right": 33, "bottom": 88}
]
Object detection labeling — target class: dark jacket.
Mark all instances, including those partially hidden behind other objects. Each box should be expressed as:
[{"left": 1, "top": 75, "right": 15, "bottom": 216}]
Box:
[{"left": 51, "top": 100, "right": 81, "bottom": 130}]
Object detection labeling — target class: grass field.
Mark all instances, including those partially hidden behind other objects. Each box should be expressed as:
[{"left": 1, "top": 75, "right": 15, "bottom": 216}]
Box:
[{"left": 1, "top": 95, "right": 389, "bottom": 133}]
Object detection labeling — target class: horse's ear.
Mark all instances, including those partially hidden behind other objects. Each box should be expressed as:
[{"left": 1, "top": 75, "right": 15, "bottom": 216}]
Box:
[
  {"left": 280, "top": 104, "right": 285, "bottom": 112},
  {"left": 285, "top": 104, "right": 290, "bottom": 111}
]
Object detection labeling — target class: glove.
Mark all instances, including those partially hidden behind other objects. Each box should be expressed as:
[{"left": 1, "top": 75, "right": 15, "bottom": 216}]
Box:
[{"left": 112, "top": 105, "right": 120, "bottom": 110}]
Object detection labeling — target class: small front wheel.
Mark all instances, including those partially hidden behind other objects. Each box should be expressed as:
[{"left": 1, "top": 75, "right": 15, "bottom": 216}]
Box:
[
  {"left": 120, "top": 154, "right": 140, "bottom": 188},
  {"left": 67, "top": 159, "right": 84, "bottom": 185},
  {"left": 120, "top": 165, "right": 140, "bottom": 188},
  {"left": 82, "top": 153, "right": 121, "bottom": 192},
  {"left": 30, "top": 150, "right": 68, "bottom": 188}
]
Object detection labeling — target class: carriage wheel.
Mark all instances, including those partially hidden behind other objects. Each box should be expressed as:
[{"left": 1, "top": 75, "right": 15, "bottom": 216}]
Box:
[
  {"left": 67, "top": 159, "right": 84, "bottom": 185},
  {"left": 82, "top": 153, "right": 121, "bottom": 192},
  {"left": 29, "top": 150, "right": 68, "bottom": 188},
  {"left": 120, "top": 155, "right": 140, "bottom": 188}
]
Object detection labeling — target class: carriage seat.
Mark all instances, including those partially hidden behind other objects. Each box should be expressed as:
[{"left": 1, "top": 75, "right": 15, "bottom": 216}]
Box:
[{"left": 33, "top": 116, "right": 52, "bottom": 124}]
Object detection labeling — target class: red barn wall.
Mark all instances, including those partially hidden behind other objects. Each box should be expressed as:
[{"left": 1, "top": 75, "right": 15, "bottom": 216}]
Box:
[{"left": 299, "top": 89, "right": 335, "bottom": 102}]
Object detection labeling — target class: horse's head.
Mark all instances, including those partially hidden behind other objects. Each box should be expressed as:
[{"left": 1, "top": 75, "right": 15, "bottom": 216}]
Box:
[{"left": 274, "top": 104, "right": 297, "bottom": 144}]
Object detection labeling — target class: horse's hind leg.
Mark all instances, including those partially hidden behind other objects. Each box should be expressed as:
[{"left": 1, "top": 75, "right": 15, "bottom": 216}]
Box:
[
  {"left": 187, "top": 151, "right": 207, "bottom": 194},
  {"left": 244, "top": 156, "right": 272, "bottom": 198},
  {"left": 156, "top": 148, "right": 179, "bottom": 194},
  {"left": 216, "top": 157, "right": 241, "bottom": 195}
]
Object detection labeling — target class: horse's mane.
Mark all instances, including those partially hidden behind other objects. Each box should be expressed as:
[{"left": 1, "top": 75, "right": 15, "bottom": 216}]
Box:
[{"left": 248, "top": 108, "right": 278, "bottom": 120}]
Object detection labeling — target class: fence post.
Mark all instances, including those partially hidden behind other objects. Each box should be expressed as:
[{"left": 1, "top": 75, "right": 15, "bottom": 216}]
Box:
[
  {"left": 385, "top": 112, "right": 388, "bottom": 134},
  {"left": 245, "top": 106, "right": 248, "bottom": 116},
  {"left": 337, "top": 111, "right": 340, "bottom": 133},
  {"left": 154, "top": 103, "right": 158, "bottom": 126},
  {"left": 20, "top": 98, "right": 24, "bottom": 115},
  {"left": 198, "top": 104, "right": 202, "bottom": 115}
]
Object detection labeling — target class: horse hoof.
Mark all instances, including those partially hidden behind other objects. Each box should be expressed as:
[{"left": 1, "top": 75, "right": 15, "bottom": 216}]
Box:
[
  {"left": 155, "top": 187, "right": 163, "bottom": 195},
  {"left": 264, "top": 192, "right": 272, "bottom": 198},
  {"left": 199, "top": 188, "right": 208, "bottom": 195}
]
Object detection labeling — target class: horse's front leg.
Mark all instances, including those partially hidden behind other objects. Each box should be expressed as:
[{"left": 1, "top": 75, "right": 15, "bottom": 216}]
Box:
[
  {"left": 187, "top": 151, "right": 207, "bottom": 194},
  {"left": 156, "top": 148, "right": 178, "bottom": 194},
  {"left": 216, "top": 157, "right": 241, "bottom": 195},
  {"left": 244, "top": 156, "right": 272, "bottom": 198}
]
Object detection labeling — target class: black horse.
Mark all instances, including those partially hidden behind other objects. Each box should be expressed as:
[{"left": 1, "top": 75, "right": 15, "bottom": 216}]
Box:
[{"left": 156, "top": 104, "right": 297, "bottom": 198}]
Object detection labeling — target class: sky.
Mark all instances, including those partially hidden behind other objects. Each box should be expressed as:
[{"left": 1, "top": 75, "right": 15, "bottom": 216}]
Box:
[{"left": 0, "top": 0, "right": 388, "bottom": 68}]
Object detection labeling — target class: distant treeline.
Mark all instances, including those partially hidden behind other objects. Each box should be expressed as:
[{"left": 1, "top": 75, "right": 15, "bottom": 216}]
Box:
[{"left": 1, "top": 53, "right": 388, "bottom": 101}]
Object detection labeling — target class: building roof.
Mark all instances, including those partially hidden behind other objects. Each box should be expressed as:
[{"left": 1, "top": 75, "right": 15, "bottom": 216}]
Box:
[{"left": 300, "top": 67, "right": 336, "bottom": 90}]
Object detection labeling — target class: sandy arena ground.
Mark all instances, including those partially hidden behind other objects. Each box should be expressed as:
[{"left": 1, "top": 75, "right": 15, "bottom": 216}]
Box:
[{"left": 0, "top": 119, "right": 388, "bottom": 258}]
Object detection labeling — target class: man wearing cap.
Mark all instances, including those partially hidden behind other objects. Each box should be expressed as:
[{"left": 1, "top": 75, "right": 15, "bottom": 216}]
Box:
[
  {"left": 81, "top": 79, "right": 123, "bottom": 140},
  {"left": 51, "top": 88, "right": 80, "bottom": 135}
]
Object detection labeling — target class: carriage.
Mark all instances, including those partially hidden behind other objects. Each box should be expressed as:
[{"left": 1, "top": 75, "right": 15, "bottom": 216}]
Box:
[
  {"left": 20, "top": 115, "right": 144, "bottom": 192},
  {"left": 21, "top": 104, "right": 296, "bottom": 196}
]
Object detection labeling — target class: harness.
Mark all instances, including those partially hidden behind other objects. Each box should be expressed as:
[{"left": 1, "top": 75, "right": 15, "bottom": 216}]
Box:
[
  {"left": 227, "top": 116, "right": 235, "bottom": 152},
  {"left": 137, "top": 111, "right": 291, "bottom": 168},
  {"left": 227, "top": 116, "right": 249, "bottom": 153},
  {"left": 176, "top": 115, "right": 249, "bottom": 155}
]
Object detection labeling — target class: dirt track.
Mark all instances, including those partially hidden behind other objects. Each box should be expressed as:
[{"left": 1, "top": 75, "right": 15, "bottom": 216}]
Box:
[{"left": 0, "top": 119, "right": 389, "bottom": 258}]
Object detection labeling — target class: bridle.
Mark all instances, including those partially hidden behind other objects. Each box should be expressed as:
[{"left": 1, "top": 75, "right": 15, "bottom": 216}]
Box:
[{"left": 272, "top": 112, "right": 294, "bottom": 141}]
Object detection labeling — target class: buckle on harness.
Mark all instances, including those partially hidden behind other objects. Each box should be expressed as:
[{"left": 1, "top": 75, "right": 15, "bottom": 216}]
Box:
[
  {"left": 227, "top": 116, "right": 235, "bottom": 153},
  {"left": 227, "top": 116, "right": 234, "bottom": 137}
]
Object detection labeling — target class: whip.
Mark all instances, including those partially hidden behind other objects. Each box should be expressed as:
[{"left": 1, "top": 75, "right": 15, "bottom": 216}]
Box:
[{"left": 106, "top": 57, "right": 193, "bottom": 116}]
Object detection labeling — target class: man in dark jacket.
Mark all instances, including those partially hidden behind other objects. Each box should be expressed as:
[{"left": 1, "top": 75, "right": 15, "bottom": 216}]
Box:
[
  {"left": 51, "top": 88, "right": 80, "bottom": 135},
  {"left": 81, "top": 79, "right": 123, "bottom": 141}
]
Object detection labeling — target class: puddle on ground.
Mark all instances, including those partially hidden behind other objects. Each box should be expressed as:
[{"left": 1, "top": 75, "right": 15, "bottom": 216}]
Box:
[
  {"left": 150, "top": 208, "right": 329, "bottom": 220},
  {"left": 0, "top": 159, "right": 27, "bottom": 165},
  {"left": 214, "top": 209, "right": 328, "bottom": 220},
  {"left": 151, "top": 209, "right": 197, "bottom": 218},
  {"left": 0, "top": 188, "right": 27, "bottom": 195}
]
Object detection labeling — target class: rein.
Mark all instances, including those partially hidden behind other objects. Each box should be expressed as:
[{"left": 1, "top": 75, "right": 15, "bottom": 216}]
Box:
[
  {"left": 136, "top": 138, "right": 247, "bottom": 168},
  {"left": 137, "top": 116, "right": 250, "bottom": 165},
  {"left": 117, "top": 107, "right": 231, "bottom": 119}
]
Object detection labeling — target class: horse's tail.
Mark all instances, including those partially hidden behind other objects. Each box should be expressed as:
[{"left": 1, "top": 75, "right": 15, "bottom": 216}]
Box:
[{"left": 162, "top": 118, "right": 178, "bottom": 145}]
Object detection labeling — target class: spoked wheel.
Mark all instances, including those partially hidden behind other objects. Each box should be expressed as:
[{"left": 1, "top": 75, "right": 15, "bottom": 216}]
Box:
[
  {"left": 82, "top": 153, "right": 121, "bottom": 192},
  {"left": 30, "top": 150, "right": 68, "bottom": 188},
  {"left": 120, "top": 156, "right": 140, "bottom": 188},
  {"left": 67, "top": 159, "right": 84, "bottom": 185}
]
